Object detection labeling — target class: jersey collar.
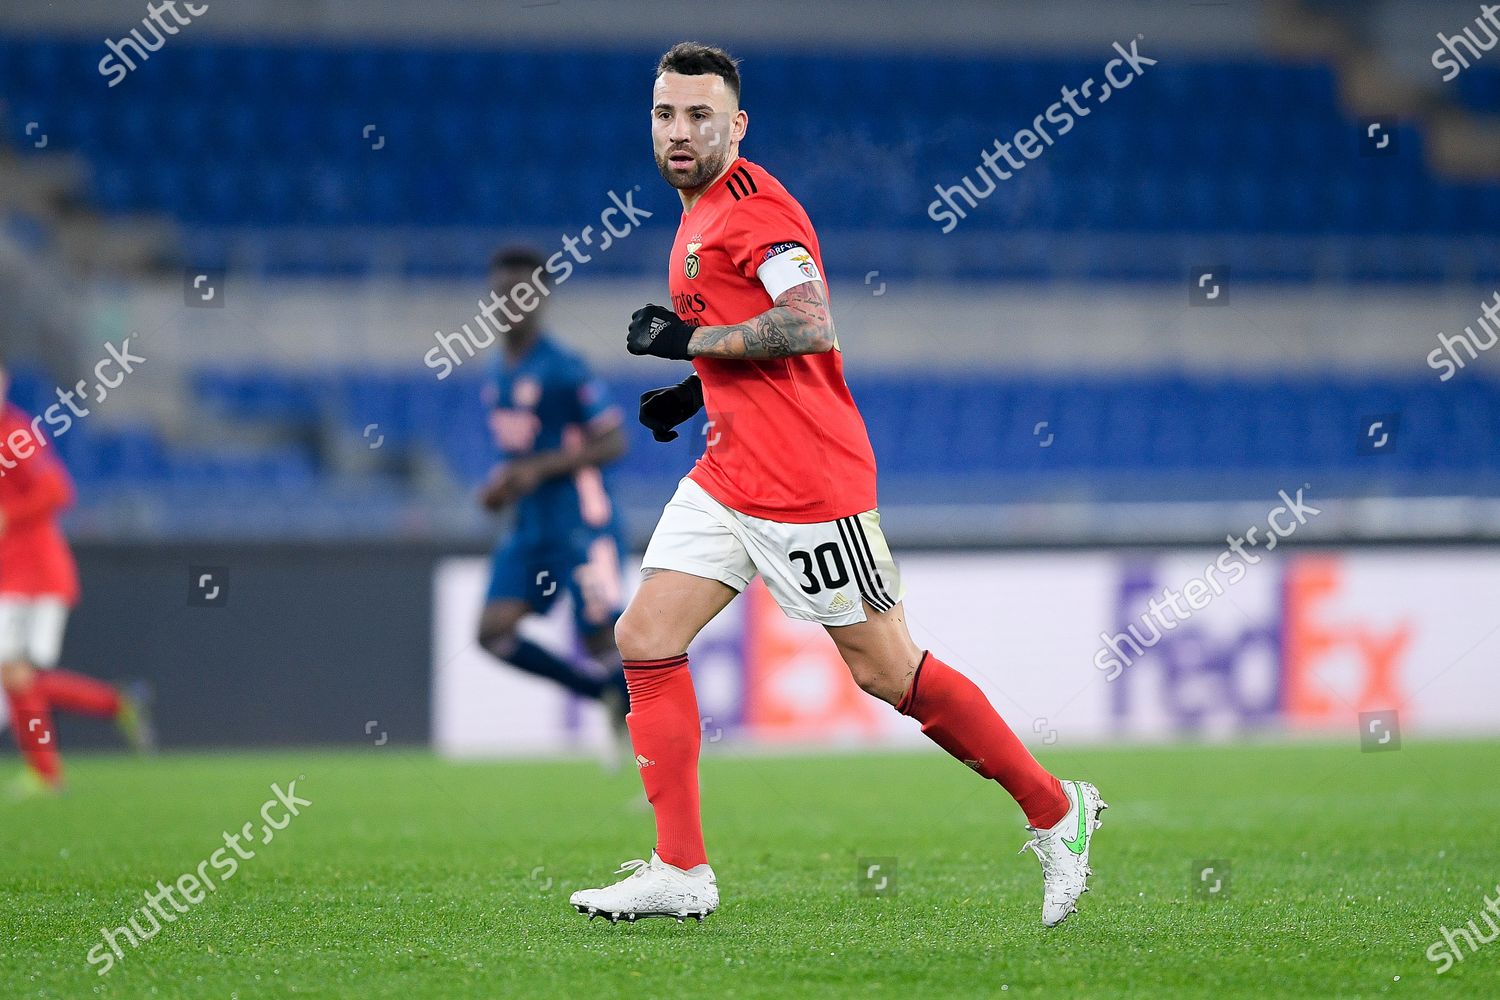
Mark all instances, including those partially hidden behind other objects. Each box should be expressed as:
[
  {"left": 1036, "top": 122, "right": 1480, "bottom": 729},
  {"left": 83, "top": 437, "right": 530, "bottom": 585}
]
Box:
[
  {"left": 501, "top": 332, "right": 550, "bottom": 370},
  {"left": 684, "top": 157, "right": 747, "bottom": 216},
  {"left": 719, "top": 158, "right": 758, "bottom": 202}
]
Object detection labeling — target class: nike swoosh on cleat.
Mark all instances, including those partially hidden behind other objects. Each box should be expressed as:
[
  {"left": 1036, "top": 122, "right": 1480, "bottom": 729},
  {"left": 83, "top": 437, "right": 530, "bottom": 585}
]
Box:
[{"left": 1060, "top": 781, "right": 1088, "bottom": 855}]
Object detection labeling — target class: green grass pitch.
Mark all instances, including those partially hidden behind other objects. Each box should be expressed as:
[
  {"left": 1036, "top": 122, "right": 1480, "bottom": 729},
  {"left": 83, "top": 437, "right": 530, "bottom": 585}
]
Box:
[{"left": 4, "top": 739, "right": 1498, "bottom": 998}]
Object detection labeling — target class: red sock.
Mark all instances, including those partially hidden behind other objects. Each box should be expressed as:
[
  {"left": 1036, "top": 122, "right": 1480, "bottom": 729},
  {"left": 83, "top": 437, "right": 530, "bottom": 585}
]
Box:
[
  {"left": 35, "top": 670, "right": 121, "bottom": 718},
  {"left": 896, "top": 651, "right": 1068, "bottom": 829},
  {"left": 624, "top": 655, "right": 707, "bottom": 870},
  {"left": 8, "top": 684, "right": 62, "bottom": 786}
]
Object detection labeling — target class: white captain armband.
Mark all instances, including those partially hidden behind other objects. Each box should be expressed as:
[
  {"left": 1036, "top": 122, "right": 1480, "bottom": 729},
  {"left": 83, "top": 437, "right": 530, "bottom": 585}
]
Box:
[{"left": 755, "top": 242, "right": 823, "bottom": 300}]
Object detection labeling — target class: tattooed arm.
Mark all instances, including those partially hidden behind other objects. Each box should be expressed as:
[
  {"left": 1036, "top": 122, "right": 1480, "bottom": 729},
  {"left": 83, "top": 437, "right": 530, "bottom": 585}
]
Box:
[{"left": 686, "top": 281, "right": 836, "bottom": 359}]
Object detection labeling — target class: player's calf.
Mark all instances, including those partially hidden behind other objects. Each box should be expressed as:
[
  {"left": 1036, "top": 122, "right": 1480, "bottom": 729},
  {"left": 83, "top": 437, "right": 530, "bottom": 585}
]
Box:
[
  {"left": 5, "top": 668, "right": 62, "bottom": 791},
  {"left": 478, "top": 599, "right": 613, "bottom": 702}
]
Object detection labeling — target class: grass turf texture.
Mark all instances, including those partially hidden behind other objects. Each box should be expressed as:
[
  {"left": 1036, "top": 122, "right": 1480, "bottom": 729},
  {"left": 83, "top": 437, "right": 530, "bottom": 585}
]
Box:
[{"left": 3, "top": 740, "right": 1497, "bottom": 998}]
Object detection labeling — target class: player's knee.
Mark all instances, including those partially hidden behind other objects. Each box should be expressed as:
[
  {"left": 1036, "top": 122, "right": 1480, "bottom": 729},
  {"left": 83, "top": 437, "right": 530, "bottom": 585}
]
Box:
[
  {"left": 613, "top": 607, "right": 677, "bottom": 662},
  {"left": 846, "top": 657, "right": 904, "bottom": 704},
  {"left": 477, "top": 606, "right": 524, "bottom": 656},
  {"left": 478, "top": 629, "right": 519, "bottom": 659},
  {"left": 613, "top": 610, "right": 648, "bottom": 660},
  {"left": 1, "top": 660, "right": 36, "bottom": 692},
  {"left": 478, "top": 626, "right": 517, "bottom": 658}
]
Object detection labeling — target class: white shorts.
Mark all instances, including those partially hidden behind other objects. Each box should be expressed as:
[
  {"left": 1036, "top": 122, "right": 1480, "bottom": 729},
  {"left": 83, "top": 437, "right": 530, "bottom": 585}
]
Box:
[
  {"left": 641, "top": 478, "right": 904, "bottom": 627},
  {"left": 0, "top": 597, "right": 69, "bottom": 668}
]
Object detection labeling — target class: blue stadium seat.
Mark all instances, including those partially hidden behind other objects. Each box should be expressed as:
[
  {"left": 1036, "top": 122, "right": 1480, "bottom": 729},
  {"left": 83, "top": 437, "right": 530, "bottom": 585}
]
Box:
[
  {"left": 1455, "top": 66, "right": 1500, "bottom": 115},
  {"left": 3, "top": 36, "right": 1498, "bottom": 281},
  {"left": 45, "top": 366, "right": 1495, "bottom": 505}
]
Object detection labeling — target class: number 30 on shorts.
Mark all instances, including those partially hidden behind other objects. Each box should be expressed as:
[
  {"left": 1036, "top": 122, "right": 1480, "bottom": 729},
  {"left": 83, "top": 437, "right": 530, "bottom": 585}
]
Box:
[{"left": 788, "top": 543, "right": 851, "bottom": 595}]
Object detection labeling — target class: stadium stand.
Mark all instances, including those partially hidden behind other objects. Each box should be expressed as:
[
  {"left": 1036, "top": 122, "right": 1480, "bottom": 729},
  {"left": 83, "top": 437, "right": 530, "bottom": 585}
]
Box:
[
  {"left": 3, "top": 37, "right": 1499, "bottom": 281},
  {"left": 3, "top": 29, "right": 1498, "bottom": 540},
  {"left": 6, "top": 361, "right": 1496, "bottom": 541},
  {"left": 1455, "top": 65, "right": 1500, "bottom": 116}
]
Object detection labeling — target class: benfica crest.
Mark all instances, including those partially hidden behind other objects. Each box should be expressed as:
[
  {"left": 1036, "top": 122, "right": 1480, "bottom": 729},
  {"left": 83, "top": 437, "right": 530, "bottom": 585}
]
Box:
[{"left": 684, "top": 240, "right": 702, "bottom": 279}]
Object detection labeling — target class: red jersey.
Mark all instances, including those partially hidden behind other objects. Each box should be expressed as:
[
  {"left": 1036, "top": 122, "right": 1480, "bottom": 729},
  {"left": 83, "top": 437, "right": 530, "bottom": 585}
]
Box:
[
  {"left": 669, "top": 157, "right": 877, "bottom": 522},
  {"left": 0, "top": 404, "right": 80, "bottom": 605}
]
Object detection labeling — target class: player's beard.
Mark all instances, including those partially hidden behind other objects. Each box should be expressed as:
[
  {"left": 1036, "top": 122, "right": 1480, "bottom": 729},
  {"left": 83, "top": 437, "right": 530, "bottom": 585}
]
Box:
[{"left": 656, "top": 145, "right": 730, "bottom": 191}]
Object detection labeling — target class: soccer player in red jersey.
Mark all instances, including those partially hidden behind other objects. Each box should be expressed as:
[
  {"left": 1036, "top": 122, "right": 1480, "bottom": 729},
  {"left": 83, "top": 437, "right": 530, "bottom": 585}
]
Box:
[
  {"left": 0, "top": 361, "right": 152, "bottom": 798},
  {"left": 570, "top": 43, "right": 1105, "bottom": 928}
]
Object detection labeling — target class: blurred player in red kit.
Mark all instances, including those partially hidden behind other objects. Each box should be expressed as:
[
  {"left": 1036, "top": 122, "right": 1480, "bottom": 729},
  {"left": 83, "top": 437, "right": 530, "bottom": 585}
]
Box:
[
  {"left": 0, "top": 360, "right": 152, "bottom": 798},
  {"left": 570, "top": 43, "right": 1106, "bottom": 928}
]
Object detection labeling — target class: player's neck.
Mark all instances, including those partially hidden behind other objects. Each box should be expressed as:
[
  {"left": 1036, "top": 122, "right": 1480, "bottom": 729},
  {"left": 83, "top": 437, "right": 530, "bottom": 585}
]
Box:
[
  {"left": 504, "top": 329, "right": 541, "bottom": 362},
  {"left": 678, "top": 153, "right": 741, "bottom": 213}
]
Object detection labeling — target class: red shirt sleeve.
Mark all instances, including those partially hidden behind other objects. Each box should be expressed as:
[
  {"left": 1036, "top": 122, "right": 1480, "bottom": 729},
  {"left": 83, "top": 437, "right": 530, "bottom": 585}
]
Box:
[{"left": 722, "top": 191, "right": 818, "bottom": 282}]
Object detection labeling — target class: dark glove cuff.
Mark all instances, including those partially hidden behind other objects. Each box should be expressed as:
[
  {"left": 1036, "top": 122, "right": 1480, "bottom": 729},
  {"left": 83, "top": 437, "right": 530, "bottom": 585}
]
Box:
[
  {"left": 680, "top": 373, "right": 704, "bottom": 408},
  {"left": 656, "top": 322, "right": 696, "bottom": 360}
]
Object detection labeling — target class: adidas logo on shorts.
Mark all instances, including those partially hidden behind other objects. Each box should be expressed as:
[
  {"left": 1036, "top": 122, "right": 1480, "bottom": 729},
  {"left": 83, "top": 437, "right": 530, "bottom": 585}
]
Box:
[
  {"left": 635, "top": 754, "right": 655, "bottom": 768},
  {"left": 829, "top": 593, "right": 854, "bottom": 613}
]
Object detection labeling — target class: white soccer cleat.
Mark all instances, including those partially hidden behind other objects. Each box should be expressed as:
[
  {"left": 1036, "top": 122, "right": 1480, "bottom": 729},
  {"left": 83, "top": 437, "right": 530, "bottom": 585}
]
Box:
[
  {"left": 1019, "top": 779, "right": 1107, "bottom": 928},
  {"left": 570, "top": 851, "right": 718, "bottom": 924}
]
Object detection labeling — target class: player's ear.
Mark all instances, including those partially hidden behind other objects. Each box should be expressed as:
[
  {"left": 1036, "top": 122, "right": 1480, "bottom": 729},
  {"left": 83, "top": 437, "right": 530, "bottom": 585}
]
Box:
[{"left": 733, "top": 109, "right": 748, "bottom": 143}]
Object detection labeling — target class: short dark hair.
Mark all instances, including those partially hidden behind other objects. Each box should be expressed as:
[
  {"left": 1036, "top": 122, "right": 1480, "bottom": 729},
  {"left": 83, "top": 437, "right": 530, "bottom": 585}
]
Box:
[
  {"left": 489, "top": 245, "right": 546, "bottom": 273},
  {"left": 656, "top": 42, "right": 741, "bottom": 102}
]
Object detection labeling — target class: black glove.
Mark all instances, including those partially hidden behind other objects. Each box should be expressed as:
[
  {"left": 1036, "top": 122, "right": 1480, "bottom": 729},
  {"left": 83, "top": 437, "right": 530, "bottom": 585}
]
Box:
[
  {"left": 638, "top": 374, "right": 704, "bottom": 442},
  {"left": 627, "top": 304, "right": 696, "bottom": 360}
]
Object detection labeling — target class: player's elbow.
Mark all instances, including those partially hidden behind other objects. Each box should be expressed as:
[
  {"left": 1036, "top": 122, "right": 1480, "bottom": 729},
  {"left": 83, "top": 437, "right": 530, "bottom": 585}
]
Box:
[
  {"left": 805, "top": 322, "right": 836, "bottom": 354},
  {"left": 596, "top": 425, "right": 629, "bottom": 463},
  {"left": 42, "top": 468, "right": 75, "bottom": 512}
]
